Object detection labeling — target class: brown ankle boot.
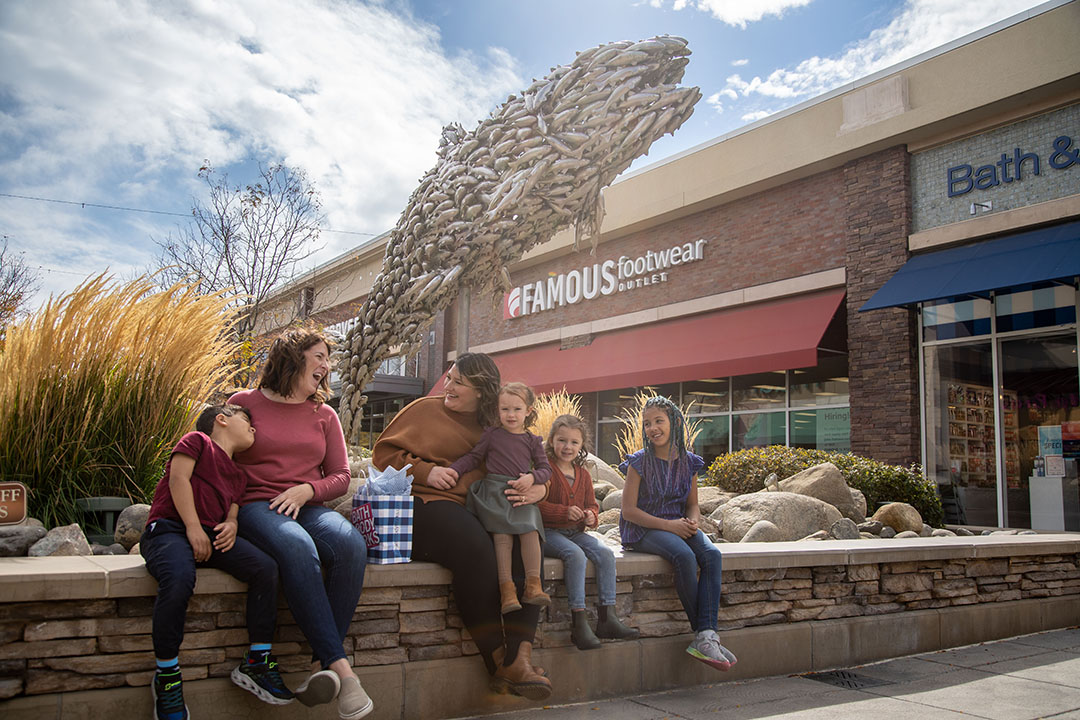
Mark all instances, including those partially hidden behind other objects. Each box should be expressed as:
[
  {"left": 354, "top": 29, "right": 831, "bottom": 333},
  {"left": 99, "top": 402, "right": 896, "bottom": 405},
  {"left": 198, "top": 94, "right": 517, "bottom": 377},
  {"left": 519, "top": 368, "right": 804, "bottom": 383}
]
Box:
[
  {"left": 499, "top": 581, "right": 521, "bottom": 614},
  {"left": 521, "top": 576, "right": 551, "bottom": 607},
  {"left": 491, "top": 642, "right": 551, "bottom": 700}
]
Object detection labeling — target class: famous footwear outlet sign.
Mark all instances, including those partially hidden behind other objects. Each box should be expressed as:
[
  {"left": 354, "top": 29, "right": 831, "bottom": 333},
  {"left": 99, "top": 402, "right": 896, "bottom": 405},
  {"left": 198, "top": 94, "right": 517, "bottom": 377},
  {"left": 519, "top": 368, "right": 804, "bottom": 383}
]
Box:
[{"left": 504, "top": 239, "right": 708, "bottom": 319}]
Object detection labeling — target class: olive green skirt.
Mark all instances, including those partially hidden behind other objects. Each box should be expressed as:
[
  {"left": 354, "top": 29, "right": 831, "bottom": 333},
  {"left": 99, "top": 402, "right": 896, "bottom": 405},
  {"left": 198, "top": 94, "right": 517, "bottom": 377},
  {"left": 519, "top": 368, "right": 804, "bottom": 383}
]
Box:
[{"left": 466, "top": 473, "right": 545, "bottom": 539}]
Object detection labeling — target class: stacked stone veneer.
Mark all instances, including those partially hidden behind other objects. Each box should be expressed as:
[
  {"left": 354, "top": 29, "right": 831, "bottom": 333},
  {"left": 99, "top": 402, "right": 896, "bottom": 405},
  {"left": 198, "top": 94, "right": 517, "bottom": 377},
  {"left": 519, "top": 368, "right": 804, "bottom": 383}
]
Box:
[{"left": 2, "top": 536, "right": 1079, "bottom": 705}]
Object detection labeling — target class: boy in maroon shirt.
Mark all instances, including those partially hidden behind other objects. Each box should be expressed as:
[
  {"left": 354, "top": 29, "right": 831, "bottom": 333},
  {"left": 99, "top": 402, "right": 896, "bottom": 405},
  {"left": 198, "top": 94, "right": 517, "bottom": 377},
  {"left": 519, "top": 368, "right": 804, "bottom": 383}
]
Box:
[{"left": 141, "top": 404, "right": 292, "bottom": 720}]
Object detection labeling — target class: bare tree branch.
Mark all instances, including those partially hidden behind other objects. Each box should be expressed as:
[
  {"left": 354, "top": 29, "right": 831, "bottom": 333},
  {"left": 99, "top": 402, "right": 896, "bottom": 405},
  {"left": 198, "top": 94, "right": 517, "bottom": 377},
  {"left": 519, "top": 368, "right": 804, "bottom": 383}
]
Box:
[{"left": 0, "top": 238, "right": 41, "bottom": 335}]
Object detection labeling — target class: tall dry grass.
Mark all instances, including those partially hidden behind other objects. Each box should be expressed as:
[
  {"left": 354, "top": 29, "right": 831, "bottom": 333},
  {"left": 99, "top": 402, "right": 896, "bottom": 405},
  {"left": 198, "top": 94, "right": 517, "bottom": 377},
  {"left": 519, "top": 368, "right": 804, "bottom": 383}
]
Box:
[
  {"left": 532, "top": 389, "right": 583, "bottom": 444},
  {"left": 0, "top": 274, "right": 239, "bottom": 527},
  {"left": 614, "top": 391, "right": 702, "bottom": 461}
]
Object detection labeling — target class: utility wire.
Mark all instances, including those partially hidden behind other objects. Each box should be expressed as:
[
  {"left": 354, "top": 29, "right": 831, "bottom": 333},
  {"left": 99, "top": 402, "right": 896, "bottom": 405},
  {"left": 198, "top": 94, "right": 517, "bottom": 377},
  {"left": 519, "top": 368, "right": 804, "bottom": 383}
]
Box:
[{"left": 0, "top": 191, "right": 378, "bottom": 236}]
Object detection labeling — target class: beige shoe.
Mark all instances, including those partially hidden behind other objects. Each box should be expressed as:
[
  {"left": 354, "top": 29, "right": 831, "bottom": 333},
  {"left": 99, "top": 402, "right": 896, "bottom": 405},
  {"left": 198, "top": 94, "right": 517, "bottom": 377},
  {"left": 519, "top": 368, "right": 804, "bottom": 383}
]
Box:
[
  {"left": 490, "top": 641, "right": 552, "bottom": 700},
  {"left": 499, "top": 580, "right": 522, "bottom": 614},
  {"left": 294, "top": 669, "right": 339, "bottom": 707},
  {"left": 338, "top": 675, "right": 373, "bottom": 720},
  {"left": 521, "top": 576, "right": 551, "bottom": 607}
]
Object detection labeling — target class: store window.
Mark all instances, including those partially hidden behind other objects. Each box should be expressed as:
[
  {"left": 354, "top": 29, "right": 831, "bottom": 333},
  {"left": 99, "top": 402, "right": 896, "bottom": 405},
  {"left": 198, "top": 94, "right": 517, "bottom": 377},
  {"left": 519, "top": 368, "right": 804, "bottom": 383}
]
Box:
[
  {"left": 592, "top": 359, "right": 849, "bottom": 467},
  {"left": 921, "top": 282, "right": 1079, "bottom": 529}
]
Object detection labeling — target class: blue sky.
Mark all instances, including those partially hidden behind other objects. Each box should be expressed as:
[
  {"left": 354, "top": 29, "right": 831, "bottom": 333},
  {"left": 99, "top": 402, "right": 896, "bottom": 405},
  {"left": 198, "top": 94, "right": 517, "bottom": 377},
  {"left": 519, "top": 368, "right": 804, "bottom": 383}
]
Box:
[{"left": 0, "top": 0, "right": 1056, "bottom": 307}]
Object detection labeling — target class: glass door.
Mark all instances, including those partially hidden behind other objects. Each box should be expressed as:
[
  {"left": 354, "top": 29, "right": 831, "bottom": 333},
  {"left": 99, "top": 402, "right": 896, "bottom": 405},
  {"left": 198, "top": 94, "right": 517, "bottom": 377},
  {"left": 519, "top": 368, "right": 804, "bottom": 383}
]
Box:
[{"left": 999, "top": 333, "right": 1080, "bottom": 530}]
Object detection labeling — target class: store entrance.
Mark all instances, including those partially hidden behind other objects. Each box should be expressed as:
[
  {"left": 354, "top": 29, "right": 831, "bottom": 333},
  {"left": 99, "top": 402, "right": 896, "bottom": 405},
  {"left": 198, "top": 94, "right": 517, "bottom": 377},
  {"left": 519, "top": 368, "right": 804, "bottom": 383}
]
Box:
[{"left": 1000, "top": 333, "right": 1080, "bottom": 530}]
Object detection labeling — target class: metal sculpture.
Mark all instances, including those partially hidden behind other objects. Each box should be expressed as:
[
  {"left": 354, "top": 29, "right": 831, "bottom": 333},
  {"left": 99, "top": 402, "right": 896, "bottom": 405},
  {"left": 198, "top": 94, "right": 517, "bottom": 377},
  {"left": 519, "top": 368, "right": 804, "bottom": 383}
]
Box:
[{"left": 339, "top": 36, "right": 701, "bottom": 440}]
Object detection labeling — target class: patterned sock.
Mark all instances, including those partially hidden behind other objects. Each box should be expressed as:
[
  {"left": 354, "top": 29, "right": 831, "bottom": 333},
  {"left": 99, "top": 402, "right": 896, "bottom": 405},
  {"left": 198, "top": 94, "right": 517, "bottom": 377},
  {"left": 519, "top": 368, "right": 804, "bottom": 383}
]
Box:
[{"left": 156, "top": 658, "right": 179, "bottom": 672}]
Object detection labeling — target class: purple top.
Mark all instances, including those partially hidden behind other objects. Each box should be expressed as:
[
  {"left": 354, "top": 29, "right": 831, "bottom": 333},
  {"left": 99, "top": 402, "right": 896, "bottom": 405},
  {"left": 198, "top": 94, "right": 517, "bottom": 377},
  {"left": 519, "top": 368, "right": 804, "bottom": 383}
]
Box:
[
  {"left": 618, "top": 448, "right": 705, "bottom": 546},
  {"left": 450, "top": 427, "right": 551, "bottom": 485}
]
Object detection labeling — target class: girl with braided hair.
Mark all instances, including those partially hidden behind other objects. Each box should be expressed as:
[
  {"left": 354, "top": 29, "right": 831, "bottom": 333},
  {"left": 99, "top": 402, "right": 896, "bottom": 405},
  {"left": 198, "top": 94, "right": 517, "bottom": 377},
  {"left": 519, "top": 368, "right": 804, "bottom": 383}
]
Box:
[{"left": 619, "top": 396, "right": 737, "bottom": 671}]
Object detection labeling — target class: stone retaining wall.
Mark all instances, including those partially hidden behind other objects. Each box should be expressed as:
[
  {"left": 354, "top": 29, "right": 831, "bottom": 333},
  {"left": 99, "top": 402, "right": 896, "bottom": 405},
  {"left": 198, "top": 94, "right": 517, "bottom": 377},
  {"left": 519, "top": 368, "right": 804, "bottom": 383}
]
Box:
[{"left": 2, "top": 535, "right": 1079, "bottom": 718}]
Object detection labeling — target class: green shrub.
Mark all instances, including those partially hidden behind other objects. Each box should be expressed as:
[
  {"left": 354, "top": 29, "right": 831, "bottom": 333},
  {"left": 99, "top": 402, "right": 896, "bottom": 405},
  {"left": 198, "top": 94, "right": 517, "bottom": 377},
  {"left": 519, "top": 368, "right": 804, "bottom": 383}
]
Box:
[{"left": 702, "top": 446, "right": 943, "bottom": 527}]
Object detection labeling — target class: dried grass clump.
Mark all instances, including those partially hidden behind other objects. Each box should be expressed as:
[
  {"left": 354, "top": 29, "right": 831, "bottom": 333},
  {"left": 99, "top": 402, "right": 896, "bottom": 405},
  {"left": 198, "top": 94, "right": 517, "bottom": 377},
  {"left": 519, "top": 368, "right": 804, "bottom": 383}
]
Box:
[
  {"left": 0, "top": 274, "right": 239, "bottom": 527},
  {"left": 613, "top": 391, "right": 702, "bottom": 462},
  {"left": 532, "top": 389, "right": 582, "bottom": 443}
]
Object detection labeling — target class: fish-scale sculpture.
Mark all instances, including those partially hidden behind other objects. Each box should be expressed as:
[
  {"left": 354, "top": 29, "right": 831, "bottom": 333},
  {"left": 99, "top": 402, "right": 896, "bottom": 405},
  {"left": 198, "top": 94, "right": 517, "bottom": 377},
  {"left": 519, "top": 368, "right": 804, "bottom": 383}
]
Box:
[{"left": 339, "top": 36, "right": 701, "bottom": 441}]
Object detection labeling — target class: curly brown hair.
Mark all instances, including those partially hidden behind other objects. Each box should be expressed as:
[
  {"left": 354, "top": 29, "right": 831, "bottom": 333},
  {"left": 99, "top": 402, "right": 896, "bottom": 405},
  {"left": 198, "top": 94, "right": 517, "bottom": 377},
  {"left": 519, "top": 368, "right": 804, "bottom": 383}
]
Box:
[
  {"left": 455, "top": 352, "right": 502, "bottom": 428},
  {"left": 258, "top": 328, "right": 333, "bottom": 403}
]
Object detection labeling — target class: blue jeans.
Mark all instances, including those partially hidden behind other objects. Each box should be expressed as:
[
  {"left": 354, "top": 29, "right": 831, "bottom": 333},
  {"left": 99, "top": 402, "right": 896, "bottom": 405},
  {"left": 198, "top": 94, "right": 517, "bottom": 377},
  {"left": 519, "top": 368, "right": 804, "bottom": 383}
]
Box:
[
  {"left": 543, "top": 529, "right": 617, "bottom": 609},
  {"left": 629, "top": 529, "right": 722, "bottom": 632},
  {"left": 141, "top": 518, "right": 278, "bottom": 659},
  {"left": 238, "top": 502, "right": 367, "bottom": 667}
]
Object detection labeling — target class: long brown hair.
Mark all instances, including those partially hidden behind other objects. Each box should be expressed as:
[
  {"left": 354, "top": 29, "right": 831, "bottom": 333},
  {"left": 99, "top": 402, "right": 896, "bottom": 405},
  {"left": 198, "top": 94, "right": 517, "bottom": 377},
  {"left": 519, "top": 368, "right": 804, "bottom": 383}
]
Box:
[
  {"left": 258, "top": 328, "right": 332, "bottom": 403},
  {"left": 545, "top": 413, "right": 590, "bottom": 467},
  {"left": 455, "top": 352, "right": 501, "bottom": 428}
]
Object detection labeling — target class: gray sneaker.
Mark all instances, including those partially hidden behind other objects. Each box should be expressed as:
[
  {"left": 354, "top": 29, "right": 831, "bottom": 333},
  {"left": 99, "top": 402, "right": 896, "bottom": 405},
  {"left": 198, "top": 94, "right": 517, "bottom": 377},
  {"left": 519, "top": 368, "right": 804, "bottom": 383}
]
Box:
[
  {"left": 294, "top": 669, "right": 340, "bottom": 707},
  {"left": 338, "top": 675, "right": 373, "bottom": 720},
  {"left": 686, "top": 630, "right": 733, "bottom": 671}
]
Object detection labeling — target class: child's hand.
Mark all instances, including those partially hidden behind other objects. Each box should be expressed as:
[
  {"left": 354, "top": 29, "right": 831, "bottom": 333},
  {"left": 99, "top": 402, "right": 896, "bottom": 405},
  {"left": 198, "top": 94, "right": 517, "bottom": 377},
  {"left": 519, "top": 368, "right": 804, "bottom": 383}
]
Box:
[
  {"left": 584, "top": 509, "right": 598, "bottom": 528},
  {"left": 567, "top": 506, "right": 585, "bottom": 522},
  {"left": 428, "top": 466, "right": 458, "bottom": 490},
  {"left": 667, "top": 517, "right": 697, "bottom": 539},
  {"left": 186, "top": 526, "right": 212, "bottom": 562},
  {"left": 509, "top": 473, "right": 535, "bottom": 492},
  {"left": 213, "top": 519, "right": 238, "bottom": 553}
]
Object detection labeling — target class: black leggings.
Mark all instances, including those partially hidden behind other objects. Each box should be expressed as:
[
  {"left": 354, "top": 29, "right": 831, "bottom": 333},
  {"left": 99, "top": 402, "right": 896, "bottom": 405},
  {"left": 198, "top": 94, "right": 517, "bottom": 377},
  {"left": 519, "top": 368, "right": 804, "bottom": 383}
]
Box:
[{"left": 411, "top": 499, "right": 541, "bottom": 673}]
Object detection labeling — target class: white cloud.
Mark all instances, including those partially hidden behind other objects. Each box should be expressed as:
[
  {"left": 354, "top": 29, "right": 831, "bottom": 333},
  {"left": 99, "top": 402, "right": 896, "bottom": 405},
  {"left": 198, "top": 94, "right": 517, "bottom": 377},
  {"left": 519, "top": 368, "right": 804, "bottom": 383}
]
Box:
[
  {"left": 0, "top": 0, "right": 521, "bottom": 303},
  {"left": 741, "top": 110, "right": 771, "bottom": 122},
  {"left": 731, "top": 58, "right": 749, "bottom": 66},
  {"left": 706, "top": 93, "right": 725, "bottom": 113},
  {"left": 669, "top": 0, "right": 813, "bottom": 28},
  {"left": 715, "top": 0, "right": 1043, "bottom": 103}
]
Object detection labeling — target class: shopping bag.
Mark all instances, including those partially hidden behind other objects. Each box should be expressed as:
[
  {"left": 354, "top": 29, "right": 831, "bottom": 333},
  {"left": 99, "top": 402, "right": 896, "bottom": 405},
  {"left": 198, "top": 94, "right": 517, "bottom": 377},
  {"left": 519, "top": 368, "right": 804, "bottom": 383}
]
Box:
[
  {"left": 350, "top": 463, "right": 413, "bottom": 564},
  {"left": 367, "top": 494, "right": 414, "bottom": 564}
]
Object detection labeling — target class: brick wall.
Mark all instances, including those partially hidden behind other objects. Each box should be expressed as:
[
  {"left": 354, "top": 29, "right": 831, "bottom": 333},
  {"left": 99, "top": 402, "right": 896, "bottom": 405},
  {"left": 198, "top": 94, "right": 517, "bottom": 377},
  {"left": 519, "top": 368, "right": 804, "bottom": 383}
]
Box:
[
  {"left": 844, "top": 146, "right": 921, "bottom": 466},
  {"left": 469, "top": 168, "right": 848, "bottom": 345}
]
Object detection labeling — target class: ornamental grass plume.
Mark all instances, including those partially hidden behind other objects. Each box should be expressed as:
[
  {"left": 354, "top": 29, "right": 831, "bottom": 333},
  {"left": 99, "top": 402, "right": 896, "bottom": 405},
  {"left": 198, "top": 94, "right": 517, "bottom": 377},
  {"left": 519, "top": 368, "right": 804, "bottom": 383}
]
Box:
[
  {"left": 533, "top": 388, "right": 582, "bottom": 442},
  {"left": 0, "top": 274, "right": 239, "bottom": 528},
  {"left": 613, "top": 391, "right": 702, "bottom": 463}
]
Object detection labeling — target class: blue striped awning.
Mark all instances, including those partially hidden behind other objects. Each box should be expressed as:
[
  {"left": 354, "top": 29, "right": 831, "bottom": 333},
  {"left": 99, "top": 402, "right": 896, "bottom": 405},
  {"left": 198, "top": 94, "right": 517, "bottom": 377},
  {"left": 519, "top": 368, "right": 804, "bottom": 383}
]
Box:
[{"left": 860, "top": 219, "right": 1080, "bottom": 311}]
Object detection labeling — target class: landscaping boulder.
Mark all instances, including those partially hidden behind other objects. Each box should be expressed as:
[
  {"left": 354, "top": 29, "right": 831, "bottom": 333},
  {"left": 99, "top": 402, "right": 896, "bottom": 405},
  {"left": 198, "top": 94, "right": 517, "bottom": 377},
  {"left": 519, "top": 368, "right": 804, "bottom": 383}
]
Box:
[
  {"left": 29, "top": 524, "right": 92, "bottom": 557},
  {"left": 698, "top": 486, "right": 728, "bottom": 515},
  {"left": 698, "top": 514, "right": 720, "bottom": 540},
  {"left": 593, "top": 482, "right": 616, "bottom": 501},
  {"left": 589, "top": 454, "right": 623, "bottom": 489},
  {"left": 851, "top": 489, "right": 867, "bottom": 519},
  {"left": 871, "top": 502, "right": 923, "bottom": 534},
  {"left": 741, "top": 519, "right": 784, "bottom": 543},
  {"left": 0, "top": 525, "right": 47, "bottom": 557},
  {"left": 601, "top": 489, "right": 623, "bottom": 512},
  {"left": 777, "top": 463, "right": 865, "bottom": 522},
  {"left": 827, "top": 518, "right": 861, "bottom": 540},
  {"left": 720, "top": 491, "right": 842, "bottom": 542},
  {"left": 919, "top": 523, "right": 933, "bottom": 537},
  {"left": 114, "top": 503, "right": 151, "bottom": 550},
  {"left": 597, "top": 508, "right": 620, "bottom": 526},
  {"left": 858, "top": 520, "right": 883, "bottom": 535}
]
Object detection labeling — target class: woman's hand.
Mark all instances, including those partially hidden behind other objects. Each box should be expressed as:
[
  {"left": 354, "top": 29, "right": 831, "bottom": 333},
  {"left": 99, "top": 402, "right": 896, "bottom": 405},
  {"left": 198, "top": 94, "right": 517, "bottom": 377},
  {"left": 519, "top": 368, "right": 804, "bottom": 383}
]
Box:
[
  {"left": 506, "top": 482, "right": 546, "bottom": 507},
  {"left": 567, "top": 506, "right": 585, "bottom": 523},
  {"left": 508, "top": 473, "right": 535, "bottom": 492},
  {"left": 427, "top": 466, "right": 458, "bottom": 490},
  {"left": 667, "top": 517, "right": 698, "bottom": 539},
  {"left": 212, "top": 519, "right": 238, "bottom": 552},
  {"left": 269, "top": 483, "right": 315, "bottom": 519}
]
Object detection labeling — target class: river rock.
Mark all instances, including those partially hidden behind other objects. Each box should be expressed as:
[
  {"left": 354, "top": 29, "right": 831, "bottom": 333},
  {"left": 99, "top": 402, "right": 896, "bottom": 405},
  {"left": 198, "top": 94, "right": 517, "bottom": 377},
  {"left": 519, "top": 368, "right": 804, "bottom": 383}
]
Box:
[
  {"left": 919, "top": 523, "right": 933, "bottom": 537},
  {"left": 850, "top": 488, "right": 867, "bottom": 519},
  {"left": 880, "top": 526, "right": 896, "bottom": 538},
  {"left": 721, "top": 491, "right": 843, "bottom": 542},
  {"left": 114, "top": 504, "right": 151, "bottom": 550},
  {"left": 778, "top": 463, "right": 865, "bottom": 522},
  {"left": 858, "top": 520, "right": 884, "bottom": 535},
  {"left": 955, "top": 527, "right": 974, "bottom": 536},
  {"left": 871, "top": 502, "right": 924, "bottom": 534},
  {"left": 931, "top": 528, "right": 957, "bottom": 537},
  {"left": 589, "top": 455, "right": 623, "bottom": 489},
  {"left": 741, "top": 519, "right": 784, "bottom": 543},
  {"left": 894, "top": 530, "right": 921, "bottom": 538},
  {"left": 828, "top": 518, "right": 861, "bottom": 540},
  {"left": 29, "top": 524, "right": 92, "bottom": 557},
  {"left": 601, "top": 489, "right": 623, "bottom": 512},
  {"left": 0, "top": 525, "right": 47, "bottom": 557},
  {"left": 598, "top": 508, "right": 620, "bottom": 526}
]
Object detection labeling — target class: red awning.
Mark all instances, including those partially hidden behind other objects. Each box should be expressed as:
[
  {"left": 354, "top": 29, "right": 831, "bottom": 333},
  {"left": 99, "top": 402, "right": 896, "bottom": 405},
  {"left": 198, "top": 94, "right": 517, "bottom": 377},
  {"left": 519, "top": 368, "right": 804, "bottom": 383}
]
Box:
[{"left": 489, "top": 289, "right": 845, "bottom": 395}]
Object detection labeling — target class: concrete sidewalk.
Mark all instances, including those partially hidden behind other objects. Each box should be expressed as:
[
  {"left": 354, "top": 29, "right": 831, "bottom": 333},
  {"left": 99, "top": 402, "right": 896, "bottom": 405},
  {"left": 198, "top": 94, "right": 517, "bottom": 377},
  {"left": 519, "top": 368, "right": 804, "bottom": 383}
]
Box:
[{"left": 458, "top": 627, "right": 1080, "bottom": 719}]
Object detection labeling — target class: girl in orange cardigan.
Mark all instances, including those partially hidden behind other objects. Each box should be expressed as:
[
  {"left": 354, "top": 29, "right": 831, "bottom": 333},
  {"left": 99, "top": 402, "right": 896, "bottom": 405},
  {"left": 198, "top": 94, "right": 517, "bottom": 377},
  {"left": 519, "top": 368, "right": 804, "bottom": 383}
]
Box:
[{"left": 539, "top": 414, "right": 638, "bottom": 650}]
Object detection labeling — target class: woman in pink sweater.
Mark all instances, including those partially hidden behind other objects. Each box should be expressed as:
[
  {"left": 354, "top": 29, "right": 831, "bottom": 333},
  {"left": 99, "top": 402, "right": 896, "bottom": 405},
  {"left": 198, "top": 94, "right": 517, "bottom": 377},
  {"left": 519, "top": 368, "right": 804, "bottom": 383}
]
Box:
[{"left": 230, "top": 328, "right": 372, "bottom": 720}]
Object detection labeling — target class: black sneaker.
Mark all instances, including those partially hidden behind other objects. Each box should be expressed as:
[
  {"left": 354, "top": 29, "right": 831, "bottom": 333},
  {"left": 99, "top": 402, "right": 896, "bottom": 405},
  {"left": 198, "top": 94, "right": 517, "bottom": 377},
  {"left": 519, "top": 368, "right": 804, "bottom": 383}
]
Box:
[
  {"left": 230, "top": 651, "right": 294, "bottom": 705},
  {"left": 152, "top": 667, "right": 190, "bottom": 720}
]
